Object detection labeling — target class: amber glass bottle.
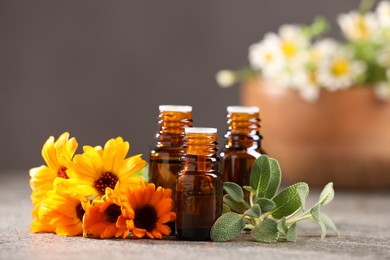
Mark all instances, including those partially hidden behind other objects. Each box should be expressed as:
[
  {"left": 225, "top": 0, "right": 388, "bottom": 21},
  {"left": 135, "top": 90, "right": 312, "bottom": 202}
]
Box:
[
  {"left": 176, "top": 127, "right": 223, "bottom": 241},
  {"left": 220, "top": 106, "right": 266, "bottom": 194},
  {"left": 149, "top": 105, "right": 192, "bottom": 233}
]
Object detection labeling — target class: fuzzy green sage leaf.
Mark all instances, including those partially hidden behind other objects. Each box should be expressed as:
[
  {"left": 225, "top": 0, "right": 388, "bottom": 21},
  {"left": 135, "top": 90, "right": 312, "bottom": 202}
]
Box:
[
  {"left": 319, "top": 182, "right": 335, "bottom": 206},
  {"left": 251, "top": 218, "right": 279, "bottom": 243},
  {"left": 277, "top": 217, "right": 288, "bottom": 235},
  {"left": 311, "top": 205, "right": 326, "bottom": 239},
  {"left": 286, "top": 223, "right": 297, "bottom": 242},
  {"left": 271, "top": 182, "right": 309, "bottom": 219},
  {"left": 210, "top": 212, "right": 245, "bottom": 242},
  {"left": 296, "top": 183, "right": 310, "bottom": 211},
  {"left": 320, "top": 212, "right": 340, "bottom": 236},
  {"left": 255, "top": 198, "right": 276, "bottom": 212},
  {"left": 244, "top": 204, "right": 261, "bottom": 218},
  {"left": 223, "top": 195, "right": 248, "bottom": 213},
  {"left": 222, "top": 204, "right": 231, "bottom": 214},
  {"left": 250, "top": 155, "right": 271, "bottom": 197},
  {"left": 264, "top": 158, "right": 282, "bottom": 199},
  {"left": 224, "top": 182, "right": 244, "bottom": 202}
]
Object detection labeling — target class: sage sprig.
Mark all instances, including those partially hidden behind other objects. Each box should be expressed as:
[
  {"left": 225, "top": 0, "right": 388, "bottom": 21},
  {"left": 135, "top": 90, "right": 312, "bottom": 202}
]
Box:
[{"left": 210, "top": 155, "right": 339, "bottom": 243}]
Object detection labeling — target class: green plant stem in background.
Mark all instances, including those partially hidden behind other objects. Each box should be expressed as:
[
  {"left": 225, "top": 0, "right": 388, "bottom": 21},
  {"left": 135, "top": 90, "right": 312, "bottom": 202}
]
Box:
[
  {"left": 210, "top": 155, "right": 339, "bottom": 243},
  {"left": 359, "top": 0, "right": 378, "bottom": 13}
]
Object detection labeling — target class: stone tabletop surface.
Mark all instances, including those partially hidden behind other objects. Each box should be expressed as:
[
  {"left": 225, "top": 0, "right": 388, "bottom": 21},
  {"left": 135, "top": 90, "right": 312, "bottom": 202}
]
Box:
[{"left": 0, "top": 171, "right": 389, "bottom": 260}]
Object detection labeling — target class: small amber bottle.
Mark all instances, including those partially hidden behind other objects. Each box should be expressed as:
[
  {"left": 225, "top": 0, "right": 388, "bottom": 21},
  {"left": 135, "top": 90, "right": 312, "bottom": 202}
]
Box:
[
  {"left": 220, "top": 106, "right": 266, "bottom": 193},
  {"left": 176, "top": 127, "right": 223, "bottom": 241},
  {"left": 149, "top": 105, "right": 192, "bottom": 233}
]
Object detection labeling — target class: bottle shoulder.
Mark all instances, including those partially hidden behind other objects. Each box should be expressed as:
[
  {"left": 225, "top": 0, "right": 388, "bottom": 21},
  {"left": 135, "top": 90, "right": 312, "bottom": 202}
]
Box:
[
  {"left": 220, "top": 148, "right": 263, "bottom": 159},
  {"left": 150, "top": 147, "right": 184, "bottom": 160}
]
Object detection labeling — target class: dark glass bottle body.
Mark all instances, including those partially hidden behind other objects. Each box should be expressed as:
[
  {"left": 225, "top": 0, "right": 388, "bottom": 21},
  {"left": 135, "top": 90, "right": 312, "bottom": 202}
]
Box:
[
  {"left": 149, "top": 105, "right": 192, "bottom": 234},
  {"left": 176, "top": 128, "right": 223, "bottom": 241},
  {"left": 220, "top": 106, "right": 266, "bottom": 196}
]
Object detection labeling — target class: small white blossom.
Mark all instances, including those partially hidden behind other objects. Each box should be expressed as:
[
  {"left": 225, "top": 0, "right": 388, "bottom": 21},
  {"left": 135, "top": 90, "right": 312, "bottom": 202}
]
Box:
[
  {"left": 277, "top": 25, "right": 309, "bottom": 62},
  {"left": 338, "top": 11, "right": 379, "bottom": 41},
  {"left": 317, "top": 46, "right": 365, "bottom": 91},
  {"left": 377, "top": 1, "right": 390, "bottom": 28},
  {"left": 249, "top": 33, "right": 284, "bottom": 73},
  {"left": 216, "top": 70, "right": 236, "bottom": 88}
]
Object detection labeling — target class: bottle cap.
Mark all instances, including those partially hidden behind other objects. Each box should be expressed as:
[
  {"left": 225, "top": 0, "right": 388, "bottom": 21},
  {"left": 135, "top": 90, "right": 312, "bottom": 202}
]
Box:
[
  {"left": 227, "top": 106, "right": 260, "bottom": 113},
  {"left": 159, "top": 105, "right": 192, "bottom": 112},
  {"left": 185, "top": 127, "right": 217, "bottom": 134}
]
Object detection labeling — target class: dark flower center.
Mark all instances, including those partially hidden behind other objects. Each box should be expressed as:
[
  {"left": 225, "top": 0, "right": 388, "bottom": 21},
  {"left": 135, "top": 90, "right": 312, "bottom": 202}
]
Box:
[
  {"left": 94, "top": 172, "right": 118, "bottom": 195},
  {"left": 76, "top": 203, "right": 85, "bottom": 221},
  {"left": 57, "top": 167, "right": 69, "bottom": 179},
  {"left": 105, "top": 204, "right": 122, "bottom": 223},
  {"left": 134, "top": 205, "right": 158, "bottom": 232}
]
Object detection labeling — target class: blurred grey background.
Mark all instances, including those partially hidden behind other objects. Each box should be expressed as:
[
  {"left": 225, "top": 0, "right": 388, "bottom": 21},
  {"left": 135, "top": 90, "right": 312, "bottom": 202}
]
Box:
[{"left": 0, "top": 0, "right": 359, "bottom": 171}]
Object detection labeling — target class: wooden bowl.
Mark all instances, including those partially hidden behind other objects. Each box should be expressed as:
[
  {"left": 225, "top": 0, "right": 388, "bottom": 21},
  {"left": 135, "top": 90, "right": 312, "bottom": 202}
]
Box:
[{"left": 241, "top": 80, "right": 390, "bottom": 189}]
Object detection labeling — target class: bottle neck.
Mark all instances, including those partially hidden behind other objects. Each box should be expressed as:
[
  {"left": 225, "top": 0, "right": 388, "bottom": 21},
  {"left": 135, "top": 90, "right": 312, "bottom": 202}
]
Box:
[
  {"left": 182, "top": 132, "right": 219, "bottom": 172},
  {"left": 226, "top": 133, "right": 262, "bottom": 149},
  {"left": 225, "top": 112, "right": 262, "bottom": 149},
  {"left": 156, "top": 111, "right": 192, "bottom": 147}
]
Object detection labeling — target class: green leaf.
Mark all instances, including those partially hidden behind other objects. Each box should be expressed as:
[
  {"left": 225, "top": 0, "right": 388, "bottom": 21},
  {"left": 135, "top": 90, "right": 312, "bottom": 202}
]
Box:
[
  {"left": 319, "top": 182, "right": 335, "bottom": 206},
  {"left": 210, "top": 212, "right": 245, "bottom": 242},
  {"left": 286, "top": 223, "right": 297, "bottom": 242},
  {"left": 250, "top": 155, "right": 271, "bottom": 197},
  {"left": 251, "top": 218, "right": 279, "bottom": 243},
  {"left": 320, "top": 212, "right": 340, "bottom": 236},
  {"left": 222, "top": 204, "right": 231, "bottom": 214},
  {"left": 311, "top": 205, "right": 326, "bottom": 239},
  {"left": 309, "top": 16, "right": 329, "bottom": 38},
  {"left": 264, "top": 158, "right": 281, "bottom": 199},
  {"left": 271, "top": 182, "right": 309, "bottom": 219},
  {"left": 224, "top": 182, "right": 244, "bottom": 202},
  {"left": 243, "top": 186, "right": 255, "bottom": 193},
  {"left": 255, "top": 198, "right": 276, "bottom": 212},
  {"left": 277, "top": 217, "right": 288, "bottom": 235},
  {"left": 297, "top": 184, "right": 309, "bottom": 211},
  {"left": 223, "top": 195, "right": 248, "bottom": 213},
  {"left": 244, "top": 204, "right": 261, "bottom": 218},
  {"left": 133, "top": 165, "right": 149, "bottom": 182}
]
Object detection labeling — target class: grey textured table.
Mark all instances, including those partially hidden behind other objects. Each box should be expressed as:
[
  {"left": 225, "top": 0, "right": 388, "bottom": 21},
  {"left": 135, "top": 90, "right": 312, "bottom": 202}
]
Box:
[{"left": 0, "top": 172, "right": 389, "bottom": 260}]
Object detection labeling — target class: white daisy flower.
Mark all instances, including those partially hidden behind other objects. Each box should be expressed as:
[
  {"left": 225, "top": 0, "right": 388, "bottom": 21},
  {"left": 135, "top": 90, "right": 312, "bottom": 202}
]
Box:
[
  {"left": 338, "top": 11, "right": 379, "bottom": 41},
  {"left": 278, "top": 24, "right": 309, "bottom": 62},
  {"left": 377, "top": 1, "right": 390, "bottom": 28},
  {"left": 248, "top": 32, "right": 284, "bottom": 72},
  {"left": 317, "top": 46, "right": 365, "bottom": 91}
]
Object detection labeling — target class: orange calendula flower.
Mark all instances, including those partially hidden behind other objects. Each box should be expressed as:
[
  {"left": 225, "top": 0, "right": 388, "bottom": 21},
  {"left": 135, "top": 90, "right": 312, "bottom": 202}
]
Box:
[
  {"left": 30, "top": 178, "right": 87, "bottom": 236},
  {"left": 122, "top": 183, "right": 176, "bottom": 239},
  {"left": 29, "top": 132, "right": 78, "bottom": 206},
  {"left": 83, "top": 185, "right": 130, "bottom": 239},
  {"left": 66, "top": 137, "right": 146, "bottom": 198}
]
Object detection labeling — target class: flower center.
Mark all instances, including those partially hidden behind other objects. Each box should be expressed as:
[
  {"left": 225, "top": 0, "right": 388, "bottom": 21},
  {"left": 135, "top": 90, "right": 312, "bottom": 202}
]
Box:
[
  {"left": 264, "top": 52, "right": 273, "bottom": 62},
  {"left": 282, "top": 41, "right": 297, "bottom": 58},
  {"left": 332, "top": 58, "right": 350, "bottom": 77},
  {"left": 105, "top": 204, "right": 122, "bottom": 223},
  {"left": 134, "top": 205, "right": 158, "bottom": 232},
  {"left": 57, "top": 167, "right": 69, "bottom": 179},
  {"left": 357, "top": 16, "right": 368, "bottom": 39},
  {"left": 94, "top": 172, "right": 119, "bottom": 195},
  {"left": 76, "top": 203, "right": 85, "bottom": 221}
]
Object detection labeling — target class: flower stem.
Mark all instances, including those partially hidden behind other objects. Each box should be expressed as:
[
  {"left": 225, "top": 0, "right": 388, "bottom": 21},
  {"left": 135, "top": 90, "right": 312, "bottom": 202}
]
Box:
[{"left": 286, "top": 214, "right": 313, "bottom": 225}]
